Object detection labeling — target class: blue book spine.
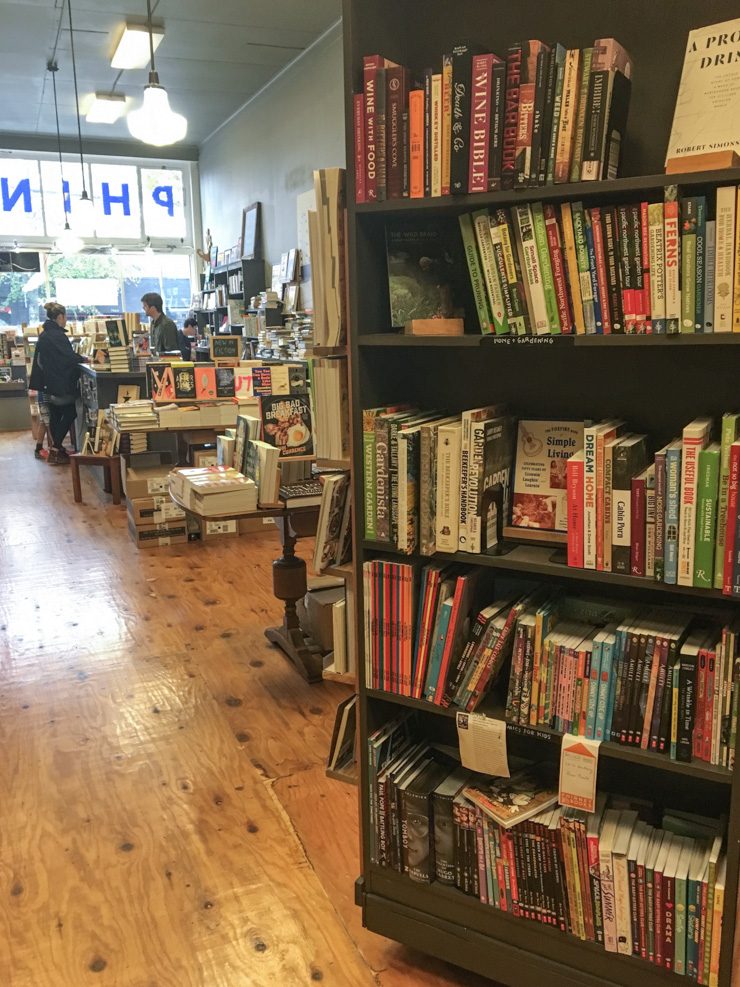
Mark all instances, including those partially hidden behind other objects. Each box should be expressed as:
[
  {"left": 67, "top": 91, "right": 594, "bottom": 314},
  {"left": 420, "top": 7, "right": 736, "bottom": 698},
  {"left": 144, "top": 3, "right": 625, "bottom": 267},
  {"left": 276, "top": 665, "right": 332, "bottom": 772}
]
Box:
[
  {"left": 686, "top": 876, "right": 702, "bottom": 979},
  {"left": 584, "top": 212, "right": 603, "bottom": 332},
  {"left": 423, "top": 600, "right": 453, "bottom": 702},
  {"left": 585, "top": 638, "right": 603, "bottom": 739},
  {"left": 694, "top": 196, "right": 707, "bottom": 332},
  {"left": 664, "top": 445, "right": 682, "bottom": 585},
  {"left": 607, "top": 629, "right": 628, "bottom": 741},
  {"left": 594, "top": 637, "right": 614, "bottom": 741}
]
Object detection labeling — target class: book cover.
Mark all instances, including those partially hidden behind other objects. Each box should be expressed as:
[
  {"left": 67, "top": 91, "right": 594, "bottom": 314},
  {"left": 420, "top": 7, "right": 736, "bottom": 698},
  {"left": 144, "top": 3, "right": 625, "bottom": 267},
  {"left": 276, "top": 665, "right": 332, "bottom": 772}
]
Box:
[
  {"left": 214, "top": 366, "right": 235, "bottom": 398},
  {"left": 664, "top": 440, "right": 683, "bottom": 584},
  {"left": 450, "top": 44, "right": 477, "bottom": 194},
  {"left": 554, "top": 48, "right": 582, "bottom": 183},
  {"left": 173, "top": 364, "right": 196, "bottom": 400},
  {"left": 665, "top": 17, "right": 740, "bottom": 165},
  {"left": 677, "top": 417, "right": 712, "bottom": 585},
  {"left": 386, "top": 66, "right": 409, "bottom": 199},
  {"left": 464, "top": 767, "right": 558, "bottom": 830},
  {"left": 469, "top": 54, "right": 494, "bottom": 193},
  {"left": 467, "top": 415, "right": 515, "bottom": 554},
  {"left": 441, "top": 54, "right": 453, "bottom": 195},
  {"left": 502, "top": 43, "right": 522, "bottom": 190},
  {"left": 458, "top": 213, "right": 493, "bottom": 333},
  {"left": 570, "top": 46, "right": 594, "bottom": 181},
  {"left": 714, "top": 186, "right": 736, "bottom": 332},
  {"left": 512, "top": 420, "right": 583, "bottom": 533},
  {"left": 694, "top": 443, "right": 720, "bottom": 589},
  {"left": 385, "top": 221, "right": 465, "bottom": 327},
  {"left": 567, "top": 450, "right": 585, "bottom": 567},
  {"left": 612, "top": 434, "right": 648, "bottom": 575},
  {"left": 514, "top": 41, "right": 546, "bottom": 186},
  {"left": 353, "top": 92, "right": 366, "bottom": 202},
  {"left": 261, "top": 393, "right": 313, "bottom": 459},
  {"left": 488, "top": 58, "right": 506, "bottom": 191},
  {"left": 194, "top": 366, "right": 217, "bottom": 400}
]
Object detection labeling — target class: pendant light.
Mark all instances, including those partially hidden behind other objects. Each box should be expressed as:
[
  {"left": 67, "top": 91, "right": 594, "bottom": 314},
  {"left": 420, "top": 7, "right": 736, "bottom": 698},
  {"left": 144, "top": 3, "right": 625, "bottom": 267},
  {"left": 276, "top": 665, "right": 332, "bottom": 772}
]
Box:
[
  {"left": 66, "top": 0, "right": 94, "bottom": 218},
  {"left": 127, "top": 0, "right": 187, "bottom": 146},
  {"left": 49, "top": 60, "right": 83, "bottom": 255}
]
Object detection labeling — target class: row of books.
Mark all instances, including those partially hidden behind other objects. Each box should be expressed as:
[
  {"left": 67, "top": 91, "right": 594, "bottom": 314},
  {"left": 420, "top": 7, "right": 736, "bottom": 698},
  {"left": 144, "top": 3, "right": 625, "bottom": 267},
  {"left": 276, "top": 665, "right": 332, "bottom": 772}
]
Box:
[
  {"left": 312, "top": 356, "right": 350, "bottom": 462},
  {"left": 355, "top": 38, "right": 631, "bottom": 202},
  {"left": 369, "top": 717, "right": 726, "bottom": 979},
  {"left": 457, "top": 185, "right": 740, "bottom": 336},
  {"left": 313, "top": 471, "right": 352, "bottom": 574},
  {"left": 566, "top": 414, "right": 740, "bottom": 595}
]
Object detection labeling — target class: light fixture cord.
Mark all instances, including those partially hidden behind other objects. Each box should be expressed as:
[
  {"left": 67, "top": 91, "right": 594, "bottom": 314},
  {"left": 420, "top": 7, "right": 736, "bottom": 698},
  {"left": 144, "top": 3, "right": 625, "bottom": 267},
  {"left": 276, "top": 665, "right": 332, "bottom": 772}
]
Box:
[
  {"left": 66, "top": 0, "right": 88, "bottom": 197},
  {"left": 147, "top": 0, "right": 155, "bottom": 74},
  {"left": 49, "top": 63, "right": 69, "bottom": 222}
]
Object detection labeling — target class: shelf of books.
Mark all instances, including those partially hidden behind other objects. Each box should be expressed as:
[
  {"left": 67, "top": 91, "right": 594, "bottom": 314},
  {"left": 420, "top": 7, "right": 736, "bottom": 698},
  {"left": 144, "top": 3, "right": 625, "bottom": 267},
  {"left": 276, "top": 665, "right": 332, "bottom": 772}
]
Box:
[{"left": 344, "top": 0, "right": 740, "bottom": 984}]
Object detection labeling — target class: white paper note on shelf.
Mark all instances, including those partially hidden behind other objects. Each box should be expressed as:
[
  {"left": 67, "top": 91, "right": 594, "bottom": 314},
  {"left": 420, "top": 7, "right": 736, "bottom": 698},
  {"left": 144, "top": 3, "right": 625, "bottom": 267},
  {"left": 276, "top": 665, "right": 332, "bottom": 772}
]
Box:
[
  {"left": 456, "top": 711, "right": 510, "bottom": 778},
  {"left": 558, "top": 734, "right": 601, "bottom": 813}
]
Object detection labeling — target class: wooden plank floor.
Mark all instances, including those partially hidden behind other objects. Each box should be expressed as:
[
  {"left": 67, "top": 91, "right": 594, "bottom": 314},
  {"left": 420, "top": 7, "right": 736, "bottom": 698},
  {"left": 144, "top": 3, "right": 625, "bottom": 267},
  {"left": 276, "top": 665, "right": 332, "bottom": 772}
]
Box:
[{"left": 0, "top": 430, "right": 488, "bottom": 987}]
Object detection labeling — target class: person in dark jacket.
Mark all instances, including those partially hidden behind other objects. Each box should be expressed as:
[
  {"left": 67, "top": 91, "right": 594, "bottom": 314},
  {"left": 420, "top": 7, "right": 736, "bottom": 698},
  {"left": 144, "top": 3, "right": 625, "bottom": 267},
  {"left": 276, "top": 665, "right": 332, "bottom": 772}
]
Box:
[
  {"left": 177, "top": 317, "right": 198, "bottom": 360},
  {"left": 28, "top": 302, "right": 85, "bottom": 466},
  {"left": 142, "top": 292, "right": 178, "bottom": 354}
]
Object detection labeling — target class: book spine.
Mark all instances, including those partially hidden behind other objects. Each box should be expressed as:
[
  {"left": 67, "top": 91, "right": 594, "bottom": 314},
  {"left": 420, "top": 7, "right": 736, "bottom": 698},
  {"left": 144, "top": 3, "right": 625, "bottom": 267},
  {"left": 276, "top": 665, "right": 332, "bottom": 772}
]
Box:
[
  {"left": 723, "top": 444, "right": 740, "bottom": 594},
  {"left": 584, "top": 211, "right": 603, "bottom": 333},
  {"left": 408, "top": 89, "right": 424, "bottom": 198},
  {"left": 569, "top": 47, "right": 593, "bottom": 182},
  {"left": 591, "top": 208, "right": 612, "bottom": 334},
  {"left": 715, "top": 416, "right": 740, "bottom": 588},
  {"left": 423, "top": 69, "right": 432, "bottom": 198},
  {"left": 374, "top": 418, "right": 391, "bottom": 542},
  {"left": 704, "top": 219, "right": 716, "bottom": 331},
  {"left": 468, "top": 55, "right": 493, "bottom": 193},
  {"left": 488, "top": 60, "right": 506, "bottom": 192},
  {"left": 353, "top": 92, "right": 367, "bottom": 203},
  {"left": 386, "top": 67, "right": 407, "bottom": 199},
  {"left": 430, "top": 74, "right": 442, "bottom": 198},
  {"left": 531, "top": 202, "right": 560, "bottom": 333},
  {"left": 496, "top": 210, "right": 529, "bottom": 335},
  {"left": 441, "top": 54, "right": 453, "bottom": 196},
  {"left": 545, "top": 51, "right": 566, "bottom": 185},
  {"left": 694, "top": 446, "right": 720, "bottom": 589},
  {"left": 714, "top": 186, "right": 736, "bottom": 332},
  {"left": 630, "top": 473, "right": 646, "bottom": 577},
  {"left": 436, "top": 427, "right": 461, "bottom": 552},
  {"left": 613, "top": 443, "right": 638, "bottom": 575},
  {"left": 648, "top": 202, "right": 667, "bottom": 333},
  {"left": 513, "top": 204, "right": 550, "bottom": 334},
  {"left": 568, "top": 454, "right": 585, "bottom": 567},
  {"left": 681, "top": 197, "right": 698, "bottom": 333},
  {"left": 678, "top": 431, "right": 707, "bottom": 586},
  {"left": 528, "top": 48, "right": 550, "bottom": 191},
  {"left": 735, "top": 187, "right": 740, "bottom": 331},
  {"left": 603, "top": 440, "right": 616, "bottom": 572},
  {"left": 602, "top": 207, "right": 624, "bottom": 333},
  {"left": 473, "top": 209, "right": 509, "bottom": 335},
  {"left": 583, "top": 425, "right": 598, "bottom": 570},
  {"left": 694, "top": 197, "right": 707, "bottom": 331},
  {"left": 450, "top": 46, "right": 474, "bottom": 194},
  {"left": 631, "top": 203, "right": 646, "bottom": 332},
  {"left": 363, "top": 56, "right": 382, "bottom": 201},
  {"left": 537, "top": 44, "right": 559, "bottom": 185},
  {"left": 554, "top": 48, "right": 581, "bottom": 183},
  {"left": 459, "top": 213, "right": 493, "bottom": 333},
  {"left": 560, "top": 203, "right": 586, "bottom": 334},
  {"left": 581, "top": 69, "right": 611, "bottom": 181},
  {"left": 458, "top": 415, "right": 472, "bottom": 551},
  {"left": 401, "top": 110, "right": 409, "bottom": 197},
  {"left": 544, "top": 204, "right": 573, "bottom": 332},
  {"left": 640, "top": 201, "right": 652, "bottom": 333},
  {"left": 502, "top": 44, "right": 522, "bottom": 190},
  {"left": 646, "top": 472, "right": 656, "bottom": 579},
  {"left": 617, "top": 205, "right": 634, "bottom": 332},
  {"left": 664, "top": 445, "right": 682, "bottom": 585},
  {"left": 514, "top": 42, "right": 539, "bottom": 187},
  {"left": 491, "top": 222, "right": 517, "bottom": 331},
  {"left": 363, "top": 412, "right": 378, "bottom": 539},
  {"left": 572, "top": 203, "right": 597, "bottom": 333},
  {"left": 664, "top": 187, "right": 681, "bottom": 333}
]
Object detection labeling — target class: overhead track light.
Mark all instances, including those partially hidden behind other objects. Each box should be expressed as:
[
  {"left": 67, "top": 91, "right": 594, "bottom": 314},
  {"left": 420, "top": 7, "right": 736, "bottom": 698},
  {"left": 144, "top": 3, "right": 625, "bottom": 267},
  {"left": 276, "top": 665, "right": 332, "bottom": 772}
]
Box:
[{"left": 111, "top": 21, "right": 164, "bottom": 70}]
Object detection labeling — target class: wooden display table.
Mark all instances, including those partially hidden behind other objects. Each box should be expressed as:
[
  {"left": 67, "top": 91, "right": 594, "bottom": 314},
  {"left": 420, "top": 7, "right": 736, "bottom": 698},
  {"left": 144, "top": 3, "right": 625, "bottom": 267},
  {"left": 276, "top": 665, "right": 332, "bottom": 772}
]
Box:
[
  {"left": 71, "top": 452, "right": 122, "bottom": 505},
  {"left": 170, "top": 491, "right": 321, "bottom": 683}
]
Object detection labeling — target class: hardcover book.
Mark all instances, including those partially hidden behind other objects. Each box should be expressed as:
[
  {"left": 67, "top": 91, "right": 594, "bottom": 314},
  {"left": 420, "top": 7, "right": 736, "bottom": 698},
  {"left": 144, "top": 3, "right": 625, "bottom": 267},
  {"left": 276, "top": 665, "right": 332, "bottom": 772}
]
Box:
[
  {"left": 512, "top": 420, "right": 583, "bottom": 533},
  {"left": 385, "top": 221, "right": 465, "bottom": 328},
  {"left": 260, "top": 393, "right": 313, "bottom": 459},
  {"left": 463, "top": 766, "right": 558, "bottom": 829}
]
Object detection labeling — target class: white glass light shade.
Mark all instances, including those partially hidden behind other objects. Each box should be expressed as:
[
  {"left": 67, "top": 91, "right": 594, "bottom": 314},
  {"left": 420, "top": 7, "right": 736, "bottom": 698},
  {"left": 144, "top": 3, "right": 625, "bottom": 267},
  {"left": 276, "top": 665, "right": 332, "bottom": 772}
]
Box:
[
  {"left": 127, "top": 84, "right": 187, "bottom": 146},
  {"left": 54, "top": 223, "right": 84, "bottom": 255}
]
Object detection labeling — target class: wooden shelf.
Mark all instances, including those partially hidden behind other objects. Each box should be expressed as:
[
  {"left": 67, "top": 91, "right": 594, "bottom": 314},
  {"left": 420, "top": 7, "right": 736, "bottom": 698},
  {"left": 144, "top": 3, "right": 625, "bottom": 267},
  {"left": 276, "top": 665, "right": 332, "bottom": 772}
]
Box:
[
  {"left": 315, "top": 457, "right": 351, "bottom": 470},
  {"left": 364, "top": 689, "right": 731, "bottom": 785},
  {"left": 357, "top": 332, "right": 740, "bottom": 348},
  {"left": 322, "top": 561, "right": 354, "bottom": 582},
  {"left": 361, "top": 540, "right": 733, "bottom": 604},
  {"left": 322, "top": 662, "right": 355, "bottom": 686},
  {"left": 312, "top": 345, "right": 348, "bottom": 356},
  {"left": 354, "top": 167, "right": 740, "bottom": 217}
]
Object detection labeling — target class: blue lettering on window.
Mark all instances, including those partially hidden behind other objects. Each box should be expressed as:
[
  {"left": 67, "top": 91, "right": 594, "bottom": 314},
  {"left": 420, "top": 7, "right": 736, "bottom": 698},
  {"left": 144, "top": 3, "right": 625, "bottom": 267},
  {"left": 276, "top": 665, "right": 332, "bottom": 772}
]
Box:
[
  {"left": 1, "top": 178, "right": 32, "bottom": 214},
  {"left": 102, "top": 182, "right": 131, "bottom": 216},
  {"left": 62, "top": 180, "right": 70, "bottom": 215},
  {"left": 152, "top": 185, "right": 174, "bottom": 217}
]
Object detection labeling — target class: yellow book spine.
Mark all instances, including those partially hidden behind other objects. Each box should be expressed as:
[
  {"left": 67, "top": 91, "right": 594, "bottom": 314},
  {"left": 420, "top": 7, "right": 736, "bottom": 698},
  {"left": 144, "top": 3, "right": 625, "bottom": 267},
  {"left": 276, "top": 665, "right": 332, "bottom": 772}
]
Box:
[
  {"left": 733, "top": 187, "right": 740, "bottom": 331},
  {"left": 561, "top": 203, "right": 586, "bottom": 334},
  {"left": 708, "top": 880, "right": 724, "bottom": 987},
  {"left": 441, "top": 55, "right": 452, "bottom": 196}
]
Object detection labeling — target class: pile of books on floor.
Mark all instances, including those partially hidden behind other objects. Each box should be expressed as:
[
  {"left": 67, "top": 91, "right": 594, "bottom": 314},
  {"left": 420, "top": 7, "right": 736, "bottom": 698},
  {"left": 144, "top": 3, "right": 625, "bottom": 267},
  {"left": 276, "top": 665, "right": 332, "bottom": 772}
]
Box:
[
  {"left": 124, "top": 454, "right": 189, "bottom": 549},
  {"left": 363, "top": 568, "right": 740, "bottom": 768},
  {"left": 355, "top": 39, "right": 631, "bottom": 202},
  {"left": 109, "top": 400, "right": 159, "bottom": 432},
  {"left": 370, "top": 718, "right": 726, "bottom": 980},
  {"left": 168, "top": 466, "right": 257, "bottom": 517}
]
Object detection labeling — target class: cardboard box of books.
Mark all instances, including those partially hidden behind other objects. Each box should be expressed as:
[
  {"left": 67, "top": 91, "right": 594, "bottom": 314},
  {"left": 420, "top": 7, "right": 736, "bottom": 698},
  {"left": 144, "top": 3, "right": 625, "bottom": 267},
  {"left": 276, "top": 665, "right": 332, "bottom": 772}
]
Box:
[
  {"left": 217, "top": 402, "right": 239, "bottom": 426},
  {"left": 128, "top": 516, "right": 188, "bottom": 549},
  {"left": 178, "top": 407, "right": 203, "bottom": 429},
  {"left": 123, "top": 462, "right": 174, "bottom": 500},
  {"left": 192, "top": 448, "right": 218, "bottom": 468},
  {"left": 199, "top": 517, "right": 239, "bottom": 539},
  {"left": 237, "top": 516, "right": 276, "bottom": 535},
  {"left": 198, "top": 404, "right": 222, "bottom": 427},
  {"left": 128, "top": 495, "right": 186, "bottom": 526},
  {"left": 156, "top": 405, "right": 182, "bottom": 428}
]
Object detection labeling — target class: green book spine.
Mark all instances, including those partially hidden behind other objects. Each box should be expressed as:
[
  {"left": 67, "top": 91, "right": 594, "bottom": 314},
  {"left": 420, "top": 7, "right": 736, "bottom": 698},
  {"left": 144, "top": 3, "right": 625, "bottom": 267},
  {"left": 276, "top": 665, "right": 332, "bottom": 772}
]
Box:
[
  {"left": 569, "top": 47, "right": 593, "bottom": 182},
  {"left": 674, "top": 873, "right": 687, "bottom": 976},
  {"left": 714, "top": 413, "right": 740, "bottom": 588},
  {"left": 459, "top": 212, "right": 493, "bottom": 334},
  {"left": 546, "top": 55, "right": 566, "bottom": 185},
  {"left": 694, "top": 444, "right": 720, "bottom": 588},
  {"left": 680, "top": 197, "right": 697, "bottom": 333},
  {"left": 363, "top": 411, "right": 379, "bottom": 539},
  {"left": 571, "top": 202, "right": 596, "bottom": 333},
  {"left": 473, "top": 209, "right": 509, "bottom": 335},
  {"left": 531, "top": 202, "right": 561, "bottom": 333}
]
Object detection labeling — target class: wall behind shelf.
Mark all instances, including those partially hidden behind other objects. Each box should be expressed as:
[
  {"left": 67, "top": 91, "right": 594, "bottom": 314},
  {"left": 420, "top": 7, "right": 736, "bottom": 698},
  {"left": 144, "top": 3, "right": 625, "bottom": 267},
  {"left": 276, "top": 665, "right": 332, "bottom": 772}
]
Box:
[{"left": 199, "top": 21, "right": 346, "bottom": 270}]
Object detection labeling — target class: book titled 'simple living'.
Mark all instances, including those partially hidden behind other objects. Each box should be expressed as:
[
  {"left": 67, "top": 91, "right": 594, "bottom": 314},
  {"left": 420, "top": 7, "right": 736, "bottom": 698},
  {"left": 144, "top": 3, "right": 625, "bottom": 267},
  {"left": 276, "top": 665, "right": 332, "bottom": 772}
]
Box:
[{"left": 512, "top": 420, "right": 583, "bottom": 532}]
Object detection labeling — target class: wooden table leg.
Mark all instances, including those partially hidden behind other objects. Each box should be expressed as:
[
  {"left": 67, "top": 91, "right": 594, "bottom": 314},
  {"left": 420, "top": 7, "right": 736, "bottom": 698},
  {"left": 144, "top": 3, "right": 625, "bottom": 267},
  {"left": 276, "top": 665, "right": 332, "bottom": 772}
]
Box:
[
  {"left": 109, "top": 458, "right": 122, "bottom": 506},
  {"left": 102, "top": 464, "right": 112, "bottom": 494},
  {"left": 71, "top": 457, "right": 82, "bottom": 503},
  {"left": 264, "top": 517, "right": 323, "bottom": 684}
]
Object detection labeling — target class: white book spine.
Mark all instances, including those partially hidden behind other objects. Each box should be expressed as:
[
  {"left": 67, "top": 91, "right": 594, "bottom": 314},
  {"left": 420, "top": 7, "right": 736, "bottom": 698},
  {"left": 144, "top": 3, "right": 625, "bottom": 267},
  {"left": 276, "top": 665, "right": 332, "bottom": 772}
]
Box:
[
  {"left": 613, "top": 853, "right": 632, "bottom": 956},
  {"left": 664, "top": 205, "right": 681, "bottom": 326},
  {"left": 714, "top": 186, "right": 736, "bottom": 333},
  {"left": 473, "top": 211, "right": 507, "bottom": 332},
  {"left": 431, "top": 74, "right": 442, "bottom": 198},
  {"left": 599, "top": 842, "right": 618, "bottom": 952},
  {"left": 678, "top": 426, "right": 710, "bottom": 585},
  {"left": 648, "top": 202, "right": 666, "bottom": 332},
  {"left": 436, "top": 424, "right": 461, "bottom": 552},
  {"left": 458, "top": 413, "right": 472, "bottom": 551},
  {"left": 467, "top": 420, "right": 486, "bottom": 554},
  {"left": 583, "top": 424, "right": 598, "bottom": 569},
  {"left": 397, "top": 433, "right": 408, "bottom": 553},
  {"left": 514, "top": 204, "right": 550, "bottom": 334}
]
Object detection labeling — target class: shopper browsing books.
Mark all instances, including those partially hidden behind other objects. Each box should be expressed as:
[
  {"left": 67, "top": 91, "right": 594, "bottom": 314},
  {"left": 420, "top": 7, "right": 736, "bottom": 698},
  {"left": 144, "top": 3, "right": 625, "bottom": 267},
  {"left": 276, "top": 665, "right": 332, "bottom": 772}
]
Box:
[
  {"left": 28, "top": 302, "right": 85, "bottom": 466},
  {"left": 177, "top": 317, "right": 198, "bottom": 360},
  {"left": 141, "top": 292, "right": 178, "bottom": 354}
]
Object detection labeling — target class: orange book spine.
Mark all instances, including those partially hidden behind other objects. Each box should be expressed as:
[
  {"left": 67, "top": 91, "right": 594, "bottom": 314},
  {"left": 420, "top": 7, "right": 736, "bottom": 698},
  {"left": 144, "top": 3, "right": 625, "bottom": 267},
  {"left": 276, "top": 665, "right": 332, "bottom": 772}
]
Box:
[{"left": 409, "top": 89, "right": 425, "bottom": 199}]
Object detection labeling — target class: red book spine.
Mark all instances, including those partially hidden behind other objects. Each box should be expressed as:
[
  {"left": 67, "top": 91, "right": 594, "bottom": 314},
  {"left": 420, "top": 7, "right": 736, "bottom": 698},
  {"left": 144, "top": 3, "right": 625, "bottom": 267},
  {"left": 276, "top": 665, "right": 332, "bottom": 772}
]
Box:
[
  {"left": 371, "top": 562, "right": 379, "bottom": 689},
  {"left": 702, "top": 648, "right": 716, "bottom": 762},
  {"left": 386, "top": 67, "right": 408, "bottom": 200},
  {"left": 383, "top": 562, "right": 392, "bottom": 691},
  {"left": 693, "top": 648, "right": 707, "bottom": 761},
  {"left": 663, "top": 873, "right": 675, "bottom": 971},
  {"left": 468, "top": 54, "right": 493, "bottom": 193},
  {"left": 590, "top": 207, "right": 612, "bottom": 334},
  {"left": 567, "top": 453, "right": 584, "bottom": 567},
  {"left": 544, "top": 204, "right": 574, "bottom": 333},
  {"left": 654, "top": 866, "right": 665, "bottom": 967},
  {"left": 502, "top": 45, "right": 522, "bottom": 190},
  {"left": 641, "top": 201, "right": 652, "bottom": 333},
  {"left": 637, "top": 861, "right": 648, "bottom": 958},
  {"left": 363, "top": 55, "right": 383, "bottom": 201},
  {"left": 353, "top": 93, "right": 367, "bottom": 203},
  {"left": 503, "top": 830, "right": 521, "bottom": 916},
  {"left": 723, "top": 444, "right": 740, "bottom": 594},
  {"left": 631, "top": 473, "right": 646, "bottom": 577}
]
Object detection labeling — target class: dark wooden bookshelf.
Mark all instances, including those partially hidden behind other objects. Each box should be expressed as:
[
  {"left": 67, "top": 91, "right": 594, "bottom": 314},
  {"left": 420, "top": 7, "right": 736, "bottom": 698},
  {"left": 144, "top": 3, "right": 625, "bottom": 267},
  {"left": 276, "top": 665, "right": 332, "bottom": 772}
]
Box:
[{"left": 343, "top": 0, "right": 740, "bottom": 984}]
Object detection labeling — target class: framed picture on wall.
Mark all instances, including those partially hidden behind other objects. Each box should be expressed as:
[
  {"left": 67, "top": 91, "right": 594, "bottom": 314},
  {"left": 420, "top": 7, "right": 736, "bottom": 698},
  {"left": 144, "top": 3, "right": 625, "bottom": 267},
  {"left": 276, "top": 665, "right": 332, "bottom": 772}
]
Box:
[{"left": 241, "top": 203, "right": 262, "bottom": 260}]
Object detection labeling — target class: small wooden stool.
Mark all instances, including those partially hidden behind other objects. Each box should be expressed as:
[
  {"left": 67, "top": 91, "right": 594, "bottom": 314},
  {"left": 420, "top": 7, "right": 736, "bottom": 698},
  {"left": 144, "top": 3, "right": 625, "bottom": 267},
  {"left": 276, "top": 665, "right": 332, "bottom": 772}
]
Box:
[{"left": 70, "top": 453, "right": 122, "bottom": 505}]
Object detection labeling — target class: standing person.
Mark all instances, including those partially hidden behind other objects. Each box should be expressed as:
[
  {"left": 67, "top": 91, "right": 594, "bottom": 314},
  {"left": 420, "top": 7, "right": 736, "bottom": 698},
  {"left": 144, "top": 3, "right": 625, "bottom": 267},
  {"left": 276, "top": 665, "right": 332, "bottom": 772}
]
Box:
[
  {"left": 141, "top": 292, "right": 178, "bottom": 354},
  {"left": 29, "top": 388, "right": 50, "bottom": 460},
  {"left": 177, "top": 317, "right": 198, "bottom": 360},
  {"left": 28, "top": 302, "right": 85, "bottom": 466}
]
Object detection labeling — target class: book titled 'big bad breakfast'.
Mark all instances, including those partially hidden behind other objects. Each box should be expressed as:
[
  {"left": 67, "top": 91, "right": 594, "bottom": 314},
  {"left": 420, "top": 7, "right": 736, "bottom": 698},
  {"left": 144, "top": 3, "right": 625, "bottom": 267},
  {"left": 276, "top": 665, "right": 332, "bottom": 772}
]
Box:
[{"left": 512, "top": 420, "right": 583, "bottom": 532}]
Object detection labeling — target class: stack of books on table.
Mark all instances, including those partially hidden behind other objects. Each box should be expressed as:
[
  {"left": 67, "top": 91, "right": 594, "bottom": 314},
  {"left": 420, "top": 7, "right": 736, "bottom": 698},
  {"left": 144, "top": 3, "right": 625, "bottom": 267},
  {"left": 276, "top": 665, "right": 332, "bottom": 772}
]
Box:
[
  {"left": 168, "top": 466, "right": 258, "bottom": 517},
  {"left": 109, "top": 400, "right": 158, "bottom": 432}
]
